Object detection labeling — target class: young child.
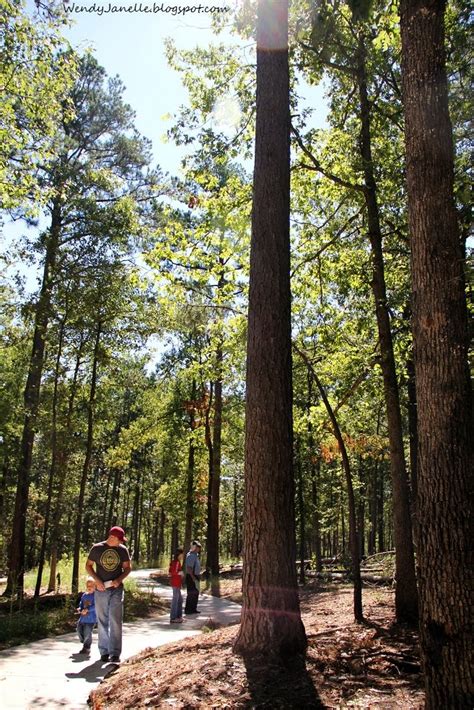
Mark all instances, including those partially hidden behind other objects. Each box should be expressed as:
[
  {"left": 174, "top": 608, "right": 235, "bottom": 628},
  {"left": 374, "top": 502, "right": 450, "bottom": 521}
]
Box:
[
  {"left": 76, "top": 576, "right": 97, "bottom": 654},
  {"left": 169, "top": 548, "right": 184, "bottom": 623}
]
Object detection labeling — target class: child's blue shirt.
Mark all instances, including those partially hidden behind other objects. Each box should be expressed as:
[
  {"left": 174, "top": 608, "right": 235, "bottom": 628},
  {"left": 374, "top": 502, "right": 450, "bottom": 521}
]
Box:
[{"left": 78, "top": 591, "right": 97, "bottom": 624}]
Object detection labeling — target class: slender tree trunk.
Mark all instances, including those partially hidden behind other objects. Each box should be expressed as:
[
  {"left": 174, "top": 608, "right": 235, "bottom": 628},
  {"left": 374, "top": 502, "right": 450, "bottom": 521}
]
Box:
[
  {"left": 47, "top": 334, "right": 84, "bottom": 591},
  {"left": 406, "top": 355, "right": 418, "bottom": 506},
  {"left": 183, "top": 380, "right": 197, "bottom": 556},
  {"left": 207, "top": 340, "right": 223, "bottom": 593},
  {"left": 137, "top": 483, "right": 144, "bottom": 562},
  {"left": 296, "top": 441, "right": 306, "bottom": 585},
  {"left": 356, "top": 33, "right": 418, "bottom": 624},
  {"left": 297, "top": 348, "right": 363, "bottom": 621},
  {"left": 158, "top": 507, "right": 166, "bottom": 558},
  {"left": 310, "top": 459, "right": 323, "bottom": 572},
  {"left": 170, "top": 519, "right": 178, "bottom": 560},
  {"left": 121, "top": 483, "right": 130, "bottom": 533},
  {"left": 233, "top": 0, "right": 306, "bottom": 661},
  {"left": 72, "top": 321, "right": 102, "bottom": 593},
  {"left": 6, "top": 204, "right": 62, "bottom": 598},
  {"left": 232, "top": 478, "right": 240, "bottom": 558},
  {"left": 132, "top": 470, "right": 141, "bottom": 563},
  {"left": 377, "top": 462, "right": 385, "bottom": 552},
  {"left": 368, "top": 460, "right": 378, "bottom": 556},
  {"left": 307, "top": 374, "right": 322, "bottom": 572},
  {"left": 101, "top": 469, "right": 111, "bottom": 536},
  {"left": 107, "top": 468, "right": 122, "bottom": 531},
  {"left": 34, "top": 316, "right": 66, "bottom": 597},
  {"left": 340, "top": 492, "right": 346, "bottom": 559},
  {"left": 400, "top": 1, "right": 474, "bottom": 704},
  {"left": 205, "top": 382, "right": 215, "bottom": 571},
  {"left": 0, "top": 456, "right": 8, "bottom": 560}
]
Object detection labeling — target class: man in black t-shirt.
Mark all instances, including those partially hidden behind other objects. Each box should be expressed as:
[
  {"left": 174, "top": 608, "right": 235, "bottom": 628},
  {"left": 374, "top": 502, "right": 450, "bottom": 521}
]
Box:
[{"left": 86, "top": 526, "right": 131, "bottom": 663}]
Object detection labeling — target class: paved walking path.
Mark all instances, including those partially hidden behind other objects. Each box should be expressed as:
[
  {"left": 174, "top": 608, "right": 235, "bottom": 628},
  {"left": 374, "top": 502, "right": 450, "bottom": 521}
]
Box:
[{"left": 0, "top": 570, "right": 241, "bottom": 709}]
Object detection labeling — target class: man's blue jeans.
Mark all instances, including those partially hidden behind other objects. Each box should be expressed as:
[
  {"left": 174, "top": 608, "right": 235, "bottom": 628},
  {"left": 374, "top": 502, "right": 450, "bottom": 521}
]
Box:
[
  {"left": 94, "top": 586, "right": 124, "bottom": 657},
  {"left": 170, "top": 587, "right": 182, "bottom": 620}
]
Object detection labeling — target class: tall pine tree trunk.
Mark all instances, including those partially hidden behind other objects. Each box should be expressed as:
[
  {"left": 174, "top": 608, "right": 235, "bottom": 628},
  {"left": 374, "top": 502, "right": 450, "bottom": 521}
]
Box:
[
  {"left": 233, "top": 0, "right": 306, "bottom": 661},
  {"left": 400, "top": 0, "right": 473, "bottom": 704},
  {"left": 356, "top": 33, "right": 418, "bottom": 624},
  {"left": 6, "top": 204, "right": 62, "bottom": 598}
]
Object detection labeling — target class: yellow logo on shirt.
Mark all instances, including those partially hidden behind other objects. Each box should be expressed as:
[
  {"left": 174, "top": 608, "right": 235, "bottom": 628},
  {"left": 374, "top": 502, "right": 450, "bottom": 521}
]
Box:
[{"left": 100, "top": 548, "right": 121, "bottom": 572}]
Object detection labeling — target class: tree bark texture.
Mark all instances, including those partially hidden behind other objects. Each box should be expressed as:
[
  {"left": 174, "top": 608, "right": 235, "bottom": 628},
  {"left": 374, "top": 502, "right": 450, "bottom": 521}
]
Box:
[
  {"left": 233, "top": 0, "right": 306, "bottom": 661},
  {"left": 400, "top": 0, "right": 474, "bottom": 706},
  {"left": 356, "top": 33, "right": 418, "bottom": 624},
  {"left": 6, "top": 203, "right": 61, "bottom": 598}
]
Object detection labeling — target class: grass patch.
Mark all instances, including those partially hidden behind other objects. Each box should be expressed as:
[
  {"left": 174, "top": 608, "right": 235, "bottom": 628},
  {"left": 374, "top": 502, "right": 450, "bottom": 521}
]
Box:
[
  {"left": 0, "top": 598, "right": 76, "bottom": 649},
  {"left": 123, "top": 578, "right": 168, "bottom": 621},
  {"left": 21, "top": 552, "right": 91, "bottom": 594}
]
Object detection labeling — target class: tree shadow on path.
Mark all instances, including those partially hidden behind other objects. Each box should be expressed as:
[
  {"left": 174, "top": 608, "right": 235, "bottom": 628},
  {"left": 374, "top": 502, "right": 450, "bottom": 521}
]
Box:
[{"left": 243, "top": 656, "right": 325, "bottom": 709}]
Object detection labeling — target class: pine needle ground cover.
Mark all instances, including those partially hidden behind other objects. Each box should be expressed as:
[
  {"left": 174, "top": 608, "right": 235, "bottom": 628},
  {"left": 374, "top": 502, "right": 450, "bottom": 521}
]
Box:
[{"left": 91, "top": 587, "right": 424, "bottom": 709}]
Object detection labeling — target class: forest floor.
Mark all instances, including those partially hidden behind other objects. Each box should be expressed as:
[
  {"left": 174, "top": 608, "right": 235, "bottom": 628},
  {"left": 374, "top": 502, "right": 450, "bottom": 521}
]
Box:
[{"left": 91, "top": 579, "right": 425, "bottom": 709}]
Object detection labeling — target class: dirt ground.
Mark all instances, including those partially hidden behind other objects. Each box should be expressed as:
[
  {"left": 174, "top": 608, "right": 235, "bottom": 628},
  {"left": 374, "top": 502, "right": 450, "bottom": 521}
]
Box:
[{"left": 91, "top": 581, "right": 424, "bottom": 709}]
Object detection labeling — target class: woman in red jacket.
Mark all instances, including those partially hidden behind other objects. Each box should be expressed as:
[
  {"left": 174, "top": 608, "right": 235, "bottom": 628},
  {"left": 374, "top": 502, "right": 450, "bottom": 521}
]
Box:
[{"left": 169, "top": 548, "right": 184, "bottom": 623}]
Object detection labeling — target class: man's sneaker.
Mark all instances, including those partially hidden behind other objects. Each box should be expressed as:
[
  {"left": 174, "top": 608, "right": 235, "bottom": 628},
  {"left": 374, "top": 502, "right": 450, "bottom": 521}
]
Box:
[
  {"left": 109, "top": 655, "right": 121, "bottom": 663},
  {"left": 80, "top": 646, "right": 90, "bottom": 654},
  {"left": 100, "top": 654, "right": 109, "bottom": 662}
]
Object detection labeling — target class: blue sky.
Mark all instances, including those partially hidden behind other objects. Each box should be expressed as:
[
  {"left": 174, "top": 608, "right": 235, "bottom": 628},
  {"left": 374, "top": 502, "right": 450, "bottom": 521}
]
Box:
[
  {"left": 3, "top": 1, "right": 328, "bottom": 296},
  {"left": 63, "top": 2, "right": 243, "bottom": 174},
  {"left": 61, "top": 1, "right": 328, "bottom": 175}
]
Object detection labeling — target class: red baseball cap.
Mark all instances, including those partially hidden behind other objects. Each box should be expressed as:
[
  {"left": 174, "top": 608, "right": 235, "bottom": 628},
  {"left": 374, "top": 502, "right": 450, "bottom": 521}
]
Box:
[{"left": 108, "top": 526, "right": 127, "bottom": 542}]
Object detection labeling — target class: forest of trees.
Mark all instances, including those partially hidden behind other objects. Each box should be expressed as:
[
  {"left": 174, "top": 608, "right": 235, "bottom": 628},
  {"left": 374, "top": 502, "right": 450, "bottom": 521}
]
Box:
[{"left": 1, "top": 0, "right": 472, "bottom": 706}]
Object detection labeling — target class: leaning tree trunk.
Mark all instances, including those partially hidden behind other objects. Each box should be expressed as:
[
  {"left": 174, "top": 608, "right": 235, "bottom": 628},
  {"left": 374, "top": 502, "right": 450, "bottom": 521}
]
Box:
[
  {"left": 356, "top": 33, "right": 418, "bottom": 624},
  {"left": 6, "top": 203, "right": 62, "bottom": 598},
  {"left": 72, "top": 321, "right": 102, "bottom": 593},
  {"left": 400, "top": 0, "right": 474, "bottom": 705},
  {"left": 309, "top": 357, "right": 363, "bottom": 622},
  {"left": 233, "top": 0, "right": 306, "bottom": 661}
]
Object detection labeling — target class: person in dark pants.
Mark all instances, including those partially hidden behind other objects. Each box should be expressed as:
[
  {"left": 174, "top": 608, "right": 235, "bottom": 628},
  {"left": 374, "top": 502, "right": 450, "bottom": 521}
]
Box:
[{"left": 184, "top": 540, "right": 201, "bottom": 615}]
